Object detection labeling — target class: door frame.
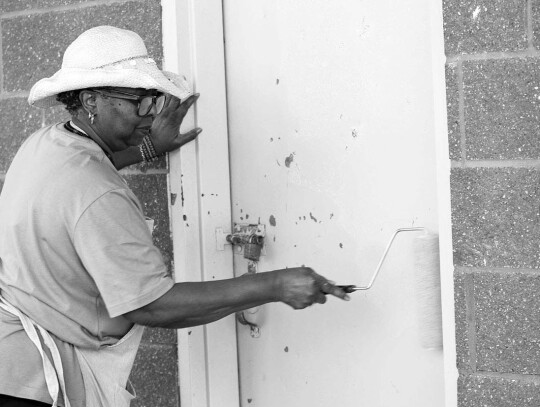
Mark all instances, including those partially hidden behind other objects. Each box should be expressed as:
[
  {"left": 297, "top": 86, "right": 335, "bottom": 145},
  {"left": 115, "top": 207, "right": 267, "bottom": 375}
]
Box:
[
  {"left": 162, "top": 1, "right": 240, "bottom": 407},
  {"left": 162, "top": 0, "right": 458, "bottom": 406}
]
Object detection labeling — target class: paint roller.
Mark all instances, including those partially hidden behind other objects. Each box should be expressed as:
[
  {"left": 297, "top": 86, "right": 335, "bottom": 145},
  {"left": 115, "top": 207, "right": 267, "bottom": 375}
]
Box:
[{"left": 335, "top": 227, "right": 443, "bottom": 350}]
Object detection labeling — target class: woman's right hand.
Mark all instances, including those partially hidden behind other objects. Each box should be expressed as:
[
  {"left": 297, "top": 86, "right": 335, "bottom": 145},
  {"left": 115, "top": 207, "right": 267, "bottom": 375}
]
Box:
[{"left": 272, "top": 267, "right": 350, "bottom": 309}]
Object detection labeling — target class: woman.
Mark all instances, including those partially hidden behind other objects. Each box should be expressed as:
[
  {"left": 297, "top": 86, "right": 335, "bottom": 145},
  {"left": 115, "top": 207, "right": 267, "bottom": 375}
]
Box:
[{"left": 0, "top": 26, "right": 348, "bottom": 407}]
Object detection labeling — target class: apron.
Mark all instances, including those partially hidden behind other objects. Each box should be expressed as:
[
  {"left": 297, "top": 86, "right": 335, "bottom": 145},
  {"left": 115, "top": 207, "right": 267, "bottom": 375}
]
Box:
[
  {"left": 0, "top": 218, "right": 154, "bottom": 406},
  {"left": 74, "top": 324, "right": 144, "bottom": 407},
  {"left": 0, "top": 296, "right": 70, "bottom": 407},
  {"left": 0, "top": 294, "right": 145, "bottom": 407}
]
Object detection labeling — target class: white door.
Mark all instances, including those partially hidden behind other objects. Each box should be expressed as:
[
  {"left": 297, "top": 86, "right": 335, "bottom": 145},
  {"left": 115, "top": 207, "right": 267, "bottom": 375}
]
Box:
[{"left": 164, "top": 0, "right": 454, "bottom": 406}]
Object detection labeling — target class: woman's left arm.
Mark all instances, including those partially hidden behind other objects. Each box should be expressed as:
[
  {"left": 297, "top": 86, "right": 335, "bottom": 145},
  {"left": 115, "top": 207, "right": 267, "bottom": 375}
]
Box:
[{"left": 113, "top": 94, "right": 201, "bottom": 170}]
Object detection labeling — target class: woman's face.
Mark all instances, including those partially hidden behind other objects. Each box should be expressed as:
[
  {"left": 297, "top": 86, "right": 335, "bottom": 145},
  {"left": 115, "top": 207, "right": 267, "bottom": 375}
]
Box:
[{"left": 93, "top": 87, "right": 159, "bottom": 152}]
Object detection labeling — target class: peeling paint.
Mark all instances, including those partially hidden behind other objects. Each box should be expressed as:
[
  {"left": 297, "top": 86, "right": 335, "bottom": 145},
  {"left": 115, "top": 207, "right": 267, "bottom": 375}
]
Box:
[
  {"left": 472, "top": 5, "right": 481, "bottom": 20},
  {"left": 285, "top": 153, "right": 295, "bottom": 167},
  {"left": 269, "top": 215, "right": 277, "bottom": 226}
]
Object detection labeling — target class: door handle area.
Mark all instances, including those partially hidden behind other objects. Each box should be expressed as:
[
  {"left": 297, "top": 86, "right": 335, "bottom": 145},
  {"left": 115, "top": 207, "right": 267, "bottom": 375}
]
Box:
[{"left": 236, "top": 311, "right": 260, "bottom": 338}]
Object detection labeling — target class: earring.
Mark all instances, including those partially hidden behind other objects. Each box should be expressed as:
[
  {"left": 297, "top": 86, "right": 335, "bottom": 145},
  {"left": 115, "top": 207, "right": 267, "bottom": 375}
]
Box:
[{"left": 88, "top": 112, "right": 96, "bottom": 125}]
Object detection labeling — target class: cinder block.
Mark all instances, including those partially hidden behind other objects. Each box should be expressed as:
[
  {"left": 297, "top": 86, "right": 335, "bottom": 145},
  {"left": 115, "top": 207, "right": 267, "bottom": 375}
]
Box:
[
  {"left": 446, "top": 63, "right": 461, "bottom": 161},
  {"left": 130, "top": 344, "right": 179, "bottom": 407},
  {"left": 44, "top": 105, "right": 71, "bottom": 125},
  {"left": 458, "top": 373, "right": 540, "bottom": 406},
  {"left": 474, "top": 270, "right": 540, "bottom": 374},
  {"left": 142, "top": 327, "right": 177, "bottom": 345},
  {"left": 0, "top": 1, "right": 87, "bottom": 13},
  {"left": 451, "top": 167, "right": 540, "bottom": 268},
  {"left": 462, "top": 58, "right": 540, "bottom": 160},
  {"left": 0, "top": 98, "right": 43, "bottom": 172},
  {"left": 2, "top": 1, "right": 162, "bottom": 92},
  {"left": 455, "top": 268, "right": 471, "bottom": 370},
  {"left": 531, "top": 0, "right": 540, "bottom": 50},
  {"left": 442, "top": 0, "right": 527, "bottom": 55},
  {"left": 124, "top": 174, "right": 173, "bottom": 273}
]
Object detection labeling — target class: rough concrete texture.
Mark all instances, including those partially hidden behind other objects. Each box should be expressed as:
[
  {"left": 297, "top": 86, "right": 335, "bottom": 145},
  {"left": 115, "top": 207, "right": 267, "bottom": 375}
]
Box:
[
  {"left": 531, "top": 0, "right": 540, "bottom": 49},
  {"left": 451, "top": 167, "right": 540, "bottom": 268},
  {"left": 0, "top": 0, "right": 89, "bottom": 13},
  {"left": 124, "top": 174, "right": 173, "bottom": 272},
  {"left": 0, "top": 98, "right": 43, "bottom": 171},
  {"left": 2, "top": 0, "right": 162, "bottom": 92},
  {"left": 44, "top": 104, "right": 71, "bottom": 125},
  {"left": 141, "top": 326, "right": 177, "bottom": 345},
  {"left": 446, "top": 63, "right": 461, "bottom": 160},
  {"left": 454, "top": 269, "right": 471, "bottom": 371},
  {"left": 130, "top": 344, "right": 179, "bottom": 407},
  {"left": 458, "top": 374, "right": 540, "bottom": 406},
  {"left": 442, "top": 0, "right": 527, "bottom": 55},
  {"left": 474, "top": 270, "right": 540, "bottom": 374},
  {"left": 462, "top": 58, "right": 540, "bottom": 160}
]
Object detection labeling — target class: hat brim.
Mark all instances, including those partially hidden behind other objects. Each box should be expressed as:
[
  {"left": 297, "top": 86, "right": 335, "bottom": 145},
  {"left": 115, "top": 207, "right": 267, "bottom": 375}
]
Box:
[{"left": 28, "top": 60, "right": 193, "bottom": 108}]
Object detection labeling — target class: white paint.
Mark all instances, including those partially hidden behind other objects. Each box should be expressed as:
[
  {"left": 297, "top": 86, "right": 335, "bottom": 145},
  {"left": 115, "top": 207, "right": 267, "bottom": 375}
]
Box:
[
  {"left": 223, "top": 0, "right": 447, "bottom": 406},
  {"left": 162, "top": 1, "right": 240, "bottom": 406},
  {"left": 166, "top": 0, "right": 456, "bottom": 405},
  {"left": 429, "top": 0, "right": 459, "bottom": 404},
  {"left": 473, "top": 6, "right": 481, "bottom": 20}
]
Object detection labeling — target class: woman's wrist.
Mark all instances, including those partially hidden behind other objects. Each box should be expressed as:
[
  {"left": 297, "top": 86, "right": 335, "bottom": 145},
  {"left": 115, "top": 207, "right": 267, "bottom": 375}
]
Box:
[
  {"left": 265, "top": 270, "right": 284, "bottom": 303},
  {"left": 139, "top": 135, "right": 164, "bottom": 162}
]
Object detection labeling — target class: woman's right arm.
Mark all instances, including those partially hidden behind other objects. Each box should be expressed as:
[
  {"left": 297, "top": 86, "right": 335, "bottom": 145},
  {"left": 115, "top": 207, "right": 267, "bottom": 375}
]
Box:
[{"left": 123, "top": 267, "right": 349, "bottom": 329}]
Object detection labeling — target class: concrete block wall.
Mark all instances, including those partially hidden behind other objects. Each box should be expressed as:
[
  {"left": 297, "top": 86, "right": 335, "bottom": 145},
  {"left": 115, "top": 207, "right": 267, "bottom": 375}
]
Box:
[
  {"left": 0, "top": 1, "right": 179, "bottom": 406},
  {"left": 444, "top": 0, "right": 540, "bottom": 405}
]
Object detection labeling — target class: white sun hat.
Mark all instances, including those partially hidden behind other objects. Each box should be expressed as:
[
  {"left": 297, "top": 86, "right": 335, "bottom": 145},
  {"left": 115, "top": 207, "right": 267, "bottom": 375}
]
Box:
[{"left": 28, "top": 25, "right": 192, "bottom": 108}]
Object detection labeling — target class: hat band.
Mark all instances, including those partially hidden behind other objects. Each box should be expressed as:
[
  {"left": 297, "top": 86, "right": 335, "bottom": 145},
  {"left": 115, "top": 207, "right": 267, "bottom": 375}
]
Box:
[{"left": 93, "top": 54, "right": 151, "bottom": 69}]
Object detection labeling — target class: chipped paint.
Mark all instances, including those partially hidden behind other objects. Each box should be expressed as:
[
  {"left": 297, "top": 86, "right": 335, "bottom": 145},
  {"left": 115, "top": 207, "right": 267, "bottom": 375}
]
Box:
[
  {"left": 309, "top": 212, "right": 318, "bottom": 222},
  {"left": 285, "top": 153, "right": 295, "bottom": 167},
  {"left": 269, "top": 215, "right": 277, "bottom": 226},
  {"left": 170, "top": 193, "right": 177, "bottom": 206},
  {"left": 284, "top": 346, "right": 289, "bottom": 352},
  {"left": 472, "top": 5, "right": 481, "bottom": 20}
]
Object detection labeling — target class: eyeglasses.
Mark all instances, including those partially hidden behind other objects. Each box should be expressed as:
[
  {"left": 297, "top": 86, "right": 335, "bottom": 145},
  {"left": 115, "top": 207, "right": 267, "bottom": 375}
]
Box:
[{"left": 90, "top": 88, "right": 166, "bottom": 117}]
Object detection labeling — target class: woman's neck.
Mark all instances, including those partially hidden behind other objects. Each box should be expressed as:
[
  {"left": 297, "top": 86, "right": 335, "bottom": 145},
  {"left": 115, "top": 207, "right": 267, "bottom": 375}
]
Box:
[{"left": 71, "top": 115, "right": 115, "bottom": 162}]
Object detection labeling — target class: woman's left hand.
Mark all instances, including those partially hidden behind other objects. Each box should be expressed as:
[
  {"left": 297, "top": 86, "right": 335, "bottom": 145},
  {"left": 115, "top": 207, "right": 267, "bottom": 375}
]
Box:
[{"left": 150, "top": 93, "right": 202, "bottom": 154}]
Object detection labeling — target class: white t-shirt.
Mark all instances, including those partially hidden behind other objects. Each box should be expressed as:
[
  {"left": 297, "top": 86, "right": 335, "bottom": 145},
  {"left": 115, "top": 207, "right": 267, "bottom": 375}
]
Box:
[{"left": 0, "top": 123, "right": 174, "bottom": 405}]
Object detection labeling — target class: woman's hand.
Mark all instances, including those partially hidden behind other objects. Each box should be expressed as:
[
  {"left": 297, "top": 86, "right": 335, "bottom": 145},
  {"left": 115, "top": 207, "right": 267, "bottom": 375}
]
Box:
[
  {"left": 272, "top": 267, "right": 350, "bottom": 309},
  {"left": 150, "top": 93, "right": 202, "bottom": 155}
]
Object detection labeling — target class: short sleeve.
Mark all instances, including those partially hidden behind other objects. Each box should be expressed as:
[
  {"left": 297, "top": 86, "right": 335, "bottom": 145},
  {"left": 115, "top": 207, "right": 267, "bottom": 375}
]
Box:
[{"left": 73, "top": 189, "right": 174, "bottom": 318}]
